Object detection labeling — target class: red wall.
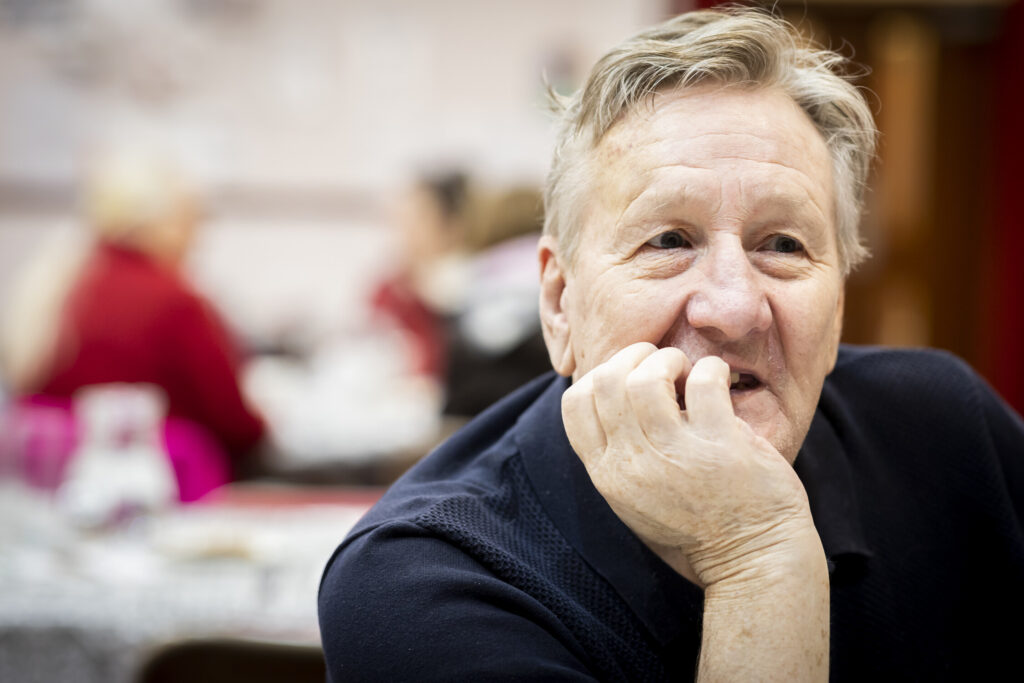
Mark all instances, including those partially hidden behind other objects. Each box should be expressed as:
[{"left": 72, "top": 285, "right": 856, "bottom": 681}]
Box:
[{"left": 989, "top": 0, "right": 1024, "bottom": 414}]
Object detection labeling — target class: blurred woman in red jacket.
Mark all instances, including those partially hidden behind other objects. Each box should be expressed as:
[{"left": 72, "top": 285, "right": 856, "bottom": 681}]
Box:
[{"left": 4, "top": 150, "right": 264, "bottom": 498}]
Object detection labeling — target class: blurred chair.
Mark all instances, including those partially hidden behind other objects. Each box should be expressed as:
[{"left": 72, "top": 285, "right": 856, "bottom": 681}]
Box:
[{"left": 136, "top": 638, "right": 325, "bottom": 683}]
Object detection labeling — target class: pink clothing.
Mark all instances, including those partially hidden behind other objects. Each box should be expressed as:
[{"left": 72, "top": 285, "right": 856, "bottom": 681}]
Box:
[{"left": 2, "top": 396, "right": 229, "bottom": 503}]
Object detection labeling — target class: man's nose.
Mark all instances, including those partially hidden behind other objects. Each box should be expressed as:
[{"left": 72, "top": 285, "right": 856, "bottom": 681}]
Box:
[{"left": 684, "top": 240, "right": 772, "bottom": 341}]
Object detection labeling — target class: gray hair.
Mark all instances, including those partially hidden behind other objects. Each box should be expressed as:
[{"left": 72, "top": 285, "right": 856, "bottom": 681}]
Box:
[{"left": 543, "top": 7, "right": 877, "bottom": 275}]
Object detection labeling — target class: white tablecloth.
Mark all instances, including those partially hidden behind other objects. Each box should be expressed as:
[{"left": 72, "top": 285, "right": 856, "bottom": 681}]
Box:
[{"left": 0, "top": 483, "right": 372, "bottom": 683}]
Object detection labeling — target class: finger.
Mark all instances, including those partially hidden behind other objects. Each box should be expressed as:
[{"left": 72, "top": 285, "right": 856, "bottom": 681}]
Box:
[
  {"left": 561, "top": 373, "right": 606, "bottom": 468},
  {"left": 591, "top": 342, "right": 660, "bottom": 446},
  {"left": 683, "top": 355, "right": 735, "bottom": 437},
  {"left": 626, "top": 347, "right": 690, "bottom": 446}
]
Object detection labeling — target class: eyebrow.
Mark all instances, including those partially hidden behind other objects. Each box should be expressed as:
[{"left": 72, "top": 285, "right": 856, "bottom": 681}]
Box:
[
  {"left": 619, "top": 184, "right": 826, "bottom": 222},
  {"left": 754, "top": 190, "right": 828, "bottom": 214},
  {"left": 747, "top": 192, "right": 833, "bottom": 237},
  {"left": 611, "top": 185, "right": 832, "bottom": 251},
  {"left": 614, "top": 183, "right": 703, "bottom": 224},
  {"left": 609, "top": 187, "right": 697, "bottom": 244}
]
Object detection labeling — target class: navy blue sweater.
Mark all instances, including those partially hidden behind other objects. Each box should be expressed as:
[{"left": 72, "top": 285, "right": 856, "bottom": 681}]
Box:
[{"left": 319, "top": 346, "right": 1024, "bottom": 681}]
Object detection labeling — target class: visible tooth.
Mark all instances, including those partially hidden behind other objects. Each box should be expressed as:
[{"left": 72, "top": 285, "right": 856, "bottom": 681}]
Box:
[{"left": 729, "top": 371, "right": 740, "bottom": 385}]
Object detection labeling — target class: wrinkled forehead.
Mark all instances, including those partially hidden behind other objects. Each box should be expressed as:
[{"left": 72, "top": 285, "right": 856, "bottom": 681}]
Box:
[{"left": 594, "top": 84, "right": 832, "bottom": 184}]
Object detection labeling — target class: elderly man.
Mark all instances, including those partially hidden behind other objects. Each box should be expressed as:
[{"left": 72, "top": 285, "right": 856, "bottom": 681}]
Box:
[{"left": 319, "top": 8, "right": 1024, "bottom": 681}]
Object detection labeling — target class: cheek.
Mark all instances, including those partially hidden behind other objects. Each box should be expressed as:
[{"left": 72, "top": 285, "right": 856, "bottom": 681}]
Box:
[
  {"left": 772, "top": 282, "right": 842, "bottom": 375},
  {"left": 569, "top": 272, "right": 682, "bottom": 370}
]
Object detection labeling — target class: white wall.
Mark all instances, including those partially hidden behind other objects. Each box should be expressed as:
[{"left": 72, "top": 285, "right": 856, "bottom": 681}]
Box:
[
  {"left": 0, "top": 0, "right": 670, "bottom": 190},
  {"left": 0, "top": 0, "right": 675, "bottom": 356}
]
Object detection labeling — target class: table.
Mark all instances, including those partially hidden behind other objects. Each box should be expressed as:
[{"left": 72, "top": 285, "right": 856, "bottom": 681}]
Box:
[{"left": 0, "top": 482, "right": 377, "bottom": 683}]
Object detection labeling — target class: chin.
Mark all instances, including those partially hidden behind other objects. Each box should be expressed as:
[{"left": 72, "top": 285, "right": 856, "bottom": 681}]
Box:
[{"left": 734, "top": 399, "right": 802, "bottom": 464}]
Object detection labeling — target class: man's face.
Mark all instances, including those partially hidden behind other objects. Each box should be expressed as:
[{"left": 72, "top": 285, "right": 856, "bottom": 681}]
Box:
[{"left": 540, "top": 86, "right": 845, "bottom": 463}]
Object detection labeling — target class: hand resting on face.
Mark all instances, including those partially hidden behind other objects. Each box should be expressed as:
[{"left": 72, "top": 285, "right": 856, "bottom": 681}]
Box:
[{"left": 561, "top": 341, "right": 821, "bottom": 588}]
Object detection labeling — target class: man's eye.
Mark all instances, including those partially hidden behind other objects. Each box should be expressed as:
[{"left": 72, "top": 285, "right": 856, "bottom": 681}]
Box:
[
  {"left": 646, "top": 231, "right": 691, "bottom": 249},
  {"left": 763, "top": 235, "right": 804, "bottom": 254}
]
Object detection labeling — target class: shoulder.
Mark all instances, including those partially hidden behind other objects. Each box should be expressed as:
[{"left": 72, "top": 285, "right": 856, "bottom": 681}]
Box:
[
  {"left": 823, "top": 345, "right": 1024, "bottom": 478},
  {"left": 321, "top": 372, "right": 565, "bottom": 600},
  {"left": 825, "top": 345, "right": 987, "bottom": 423},
  {"left": 346, "top": 372, "right": 562, "bottom": 533},
  {"left": 318, "top": 373, "right": 599, "bottom": 680},
  {"left": 90, "top": 245, "right": 190, "bottom": 294},
  {"left": 318, "top": 517, "right": 593, "bottom": 681},
  {"left": 830, "top": 344, "right": 977, "bottom": 389}
]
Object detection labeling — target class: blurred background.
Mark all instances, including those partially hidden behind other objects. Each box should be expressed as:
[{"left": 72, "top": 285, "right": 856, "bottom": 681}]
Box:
[{"left": 0, "top": 0, "right": 1020, "bottom": 681}]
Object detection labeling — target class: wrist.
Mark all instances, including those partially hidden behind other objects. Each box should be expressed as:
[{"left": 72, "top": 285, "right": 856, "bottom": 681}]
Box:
[
  {"left": 697, "top": 525, "right": 831, "bottom": 683},
  {"left": 690, "top": 513, "right": 824, "bottom": 588},
  {"left": 644, "top": 513, "right": 825, "bottom": 590}
]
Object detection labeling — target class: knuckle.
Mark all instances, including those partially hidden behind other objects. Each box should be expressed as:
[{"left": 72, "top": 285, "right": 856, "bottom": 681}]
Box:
[
  {"left": 563, "top": 380, "right": 586, "bottom": 400},
  {"left": 613, "top": 341, "right": 657, "bottom": 367},
  {"left": 656, "top": 345, "right": 684, "bottom": 361},
  {"left": 688, "top": 357, "right": 729, "bottom": 390},
  {"left": 562, "top": 387, "right": 590, "bottom": 415},
  {"left": 624, "top": 366, "right": 660, "bottom": 393},
  {"left": 695, "top": 355, "right": 728, "bottom": 374},
  {"left": 621, "top": 341, "right": 657, "bottom": 356},
  {"left": 633, "top": 341, "right": 659, "bottom": 355},
  {"left": 686, "top": 371, "right": 719, "bottom": 391},
  {"left": 589, "top": 362, "right": 619, "bottom": 393}
]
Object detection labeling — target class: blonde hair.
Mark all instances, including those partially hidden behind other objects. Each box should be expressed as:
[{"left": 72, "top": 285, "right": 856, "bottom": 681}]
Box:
[
  {"left": 83, "top": 148, "right": 198, "bottom": 261},
  {"left": 544, "top": 7, "right": 877, "bottom": 275}
]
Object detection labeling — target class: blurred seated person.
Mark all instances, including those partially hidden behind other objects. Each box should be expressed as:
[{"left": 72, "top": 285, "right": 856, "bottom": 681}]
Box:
[
  {"left": 370, "top": 171, "right": 470, "bottom": 381},
  {"left": 3, "top": 149, "right": 265, "bottom": 496},
  {"left": 443, "top": 186, "right": 552, "bottom": 416},
  {"left": 372, "top": 174, "right": 554, "bottom": 417}
]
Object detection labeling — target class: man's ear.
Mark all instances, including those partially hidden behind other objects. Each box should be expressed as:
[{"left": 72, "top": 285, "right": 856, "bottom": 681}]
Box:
[
  {"left": 538, "top": 235, "right": 576, "bottom": 377},
  {"left": 827, "top": 287, "right": 845, "bottom": 374}
]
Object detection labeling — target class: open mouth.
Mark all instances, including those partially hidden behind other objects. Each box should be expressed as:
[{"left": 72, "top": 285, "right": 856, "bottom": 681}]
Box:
[
  {"left": 729, "top": 371, "right": 763, "bottom": 393},
  {"left": 677, "top": 370, "right": 764, "bottom": 409}
]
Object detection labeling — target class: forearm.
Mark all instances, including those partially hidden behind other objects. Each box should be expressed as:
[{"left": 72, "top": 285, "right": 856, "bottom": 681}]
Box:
[{"left": 697, "top": 529, "right": 830, "bottom": 682}]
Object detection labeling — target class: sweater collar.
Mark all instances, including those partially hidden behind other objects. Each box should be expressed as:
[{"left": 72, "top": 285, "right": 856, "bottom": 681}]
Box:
[{"left": 793, "top": 405, "right": 874, "bottom": 578}]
